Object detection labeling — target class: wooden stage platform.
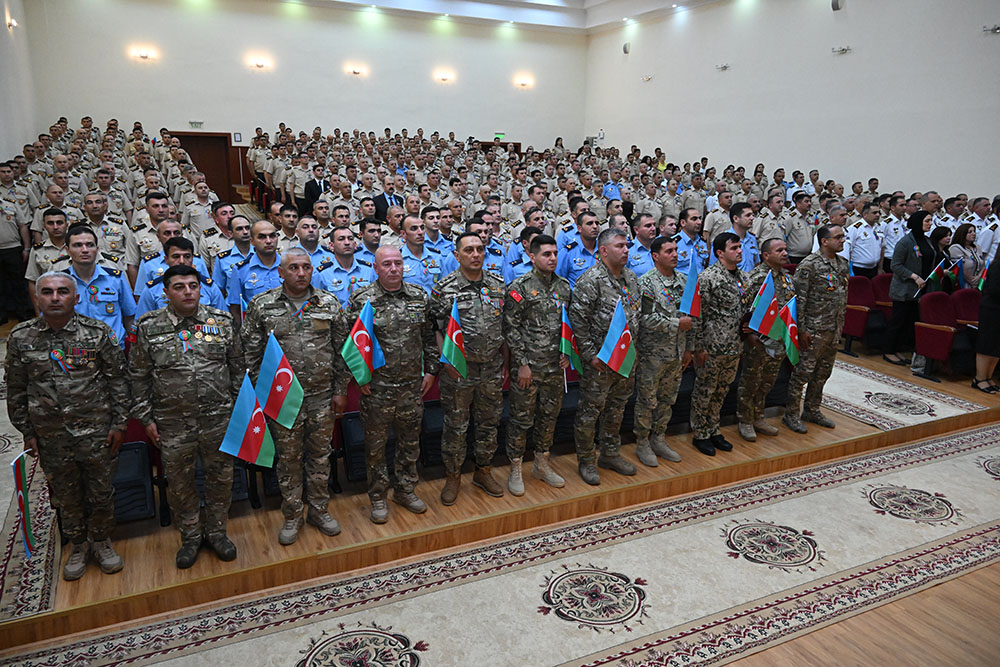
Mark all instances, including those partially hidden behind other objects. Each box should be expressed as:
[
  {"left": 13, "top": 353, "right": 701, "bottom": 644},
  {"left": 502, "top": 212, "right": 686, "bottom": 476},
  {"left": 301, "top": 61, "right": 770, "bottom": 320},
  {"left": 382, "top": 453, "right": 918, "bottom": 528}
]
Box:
[{"left": 2, "top": 354, "right": 998, "bottom": 651}]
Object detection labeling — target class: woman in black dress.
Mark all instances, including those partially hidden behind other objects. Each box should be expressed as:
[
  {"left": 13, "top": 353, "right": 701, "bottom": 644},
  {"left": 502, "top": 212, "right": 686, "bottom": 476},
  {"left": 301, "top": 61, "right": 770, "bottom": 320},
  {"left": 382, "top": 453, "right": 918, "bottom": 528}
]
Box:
[{"left": 973, "top": 258, "right": 1000, "bottom": 393}]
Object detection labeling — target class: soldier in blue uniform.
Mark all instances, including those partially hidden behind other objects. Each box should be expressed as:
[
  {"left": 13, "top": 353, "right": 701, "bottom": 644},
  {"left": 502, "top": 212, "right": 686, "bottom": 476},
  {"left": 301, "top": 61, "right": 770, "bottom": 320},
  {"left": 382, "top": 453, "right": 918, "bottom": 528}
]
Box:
[
  {"left": 353, "top": 218, "right": 382, "bottom": 266},
  {"left": 227, "top": 220, "right": 282, "bottom": 325},
  {"left": 316, "top": 226, "right": 376, "bottom": 307},
  {"left": 292, "top": 216, "right": 334, "bottom": 284},
  {"left": 399, "top": 214, "right": 443, "bottom": 294},
  {"left": 136, "top": 237, "right": 227, "bottom": 317},
  {"left": 674, "top": 207, "right": 709, "bottom": 276},
  {"left": 211, "top": 215, "right": 254, "bottom": 296},
  {"left": 132, "top": 219, "right": 209, "bottom": 295},
  {"left": 707, "top": 202, "right": 760, "bottom": 272},
  {"left": 64, "top": 224, "right": 136, "bottom": 346},
  {"left": 627, "top": 212, "right": 658, "bottom": 277},
  {"left": 465, "top": 217, "right": 505, "bottom": 277},
  {"left": 556, "top": 211, "right": 600, "bottom": 288},
  {"left": 504, "top": 226, "right": 541, "bottom": 285}
]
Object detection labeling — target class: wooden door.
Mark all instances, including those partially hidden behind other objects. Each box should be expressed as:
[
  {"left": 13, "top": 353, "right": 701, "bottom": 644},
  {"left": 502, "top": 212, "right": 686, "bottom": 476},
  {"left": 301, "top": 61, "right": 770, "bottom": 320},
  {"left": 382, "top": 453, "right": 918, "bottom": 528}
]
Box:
[{"left": 168, "top": 131, "right": 244, "bottom": 203}]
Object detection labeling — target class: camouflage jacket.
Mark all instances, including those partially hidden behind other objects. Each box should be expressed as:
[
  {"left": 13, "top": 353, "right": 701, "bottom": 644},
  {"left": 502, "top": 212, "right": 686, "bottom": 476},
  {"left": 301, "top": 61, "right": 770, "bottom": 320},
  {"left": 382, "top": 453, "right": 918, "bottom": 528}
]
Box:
[
  {"left": 504, "top": 268, "right": 573, "bottom": 373},
  {"left": 242, "top": 286, "right": 350, "bottom": 397},
  {"left": 638, "top": 267, "right": 692, "bottom": 360},
  {"left": 568, "top": 260, "right": 641, "bottom": 362},
  {"left": 430, "top": 270, "right": 506, "bottom": 364},
  {"left": 793, "top": 251, "right": 849, "bottom": 334},
  {"left": 129, "top": 304, "right": 242, "bottom": 424},
  {"left": 5, "top": 314, "right": 129, "bottom": 439},
  {"left": 745, "top": 262, "right": 796, "bottom": 357},
  {"left": 693, "top": 261, "right": 750, "bottom": 356},
  {"left": 348, "top": 279, "right": 440, "bottom": 387}
]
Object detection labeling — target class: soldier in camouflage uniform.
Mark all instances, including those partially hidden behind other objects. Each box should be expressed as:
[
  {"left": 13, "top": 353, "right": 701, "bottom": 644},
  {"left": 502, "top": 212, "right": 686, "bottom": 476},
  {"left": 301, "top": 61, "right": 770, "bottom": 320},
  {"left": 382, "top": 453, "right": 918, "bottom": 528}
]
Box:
[
  {"left": 129, "top": 265, "right": 243, "bottom": 569},
  {"left": 502, "top": 234, "right": 570, "bottom": 495},
  {"left": 690, "top": 232, "right": 750, "bottom": 456},
  {"left": 431, "top": 232, "right": 508, "bottom": 504},
  {"left": 242, "top": 249, "right": 350, "bottom": 545},
  {"left": 783, "top": 224, "right": 848, "bottom": 433},
  {"left": 569, "top": 228, "right": 642, "bottom": 485},
  {"left": 737, "top": 239, "right": 795, "bottom": 442},
  {"left": 634, "top": 236, "right": 694, "bottom": 466},
  {"left": 5, "top": 272, "right": 128, "bottom": 580},
  {"left": 348, "top": 246, "right": 440, "bottom": 524}
]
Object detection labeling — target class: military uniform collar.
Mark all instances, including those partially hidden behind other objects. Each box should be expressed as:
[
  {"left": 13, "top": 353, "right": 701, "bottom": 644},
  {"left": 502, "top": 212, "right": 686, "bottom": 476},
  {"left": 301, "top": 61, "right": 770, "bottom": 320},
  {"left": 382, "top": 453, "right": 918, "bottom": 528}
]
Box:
[
  {"left": 276, "top": 285, "right": 318, "bottom": 304},
  {"left": 531, "top": 267, "right": 554, "bottom": 285},
  {"left": 454, "top": 270, "right": 485, "bottom": 288},
  {"left": 165, "top": 303, "right": 211, "bottom": 326},
  {"left": 68, "top": 263, "right": 109, "bottom": 285},
  {"left": 247, "top": 252, "right": 280, "bottom": 269},
  {"left": 36, "top": 313, "right": 81, "bottom": 333}
]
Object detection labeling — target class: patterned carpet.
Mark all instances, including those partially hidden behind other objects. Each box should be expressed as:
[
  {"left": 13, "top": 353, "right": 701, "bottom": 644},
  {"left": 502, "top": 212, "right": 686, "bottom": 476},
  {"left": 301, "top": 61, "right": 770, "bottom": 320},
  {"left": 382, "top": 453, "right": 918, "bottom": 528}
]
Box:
[
  {"left": 6, "top": 424, "right": 999, "bottom": 666},
  {"left": 821, "top": 361, "right": 984, "bottom": 430}
]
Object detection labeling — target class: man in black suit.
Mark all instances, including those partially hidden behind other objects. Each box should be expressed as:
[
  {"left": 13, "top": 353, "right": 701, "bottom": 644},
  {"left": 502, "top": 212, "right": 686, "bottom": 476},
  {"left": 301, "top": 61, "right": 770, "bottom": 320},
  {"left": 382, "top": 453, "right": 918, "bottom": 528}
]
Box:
[
  {"left": 373, "top": 176, "right": 403, "bottom": 222},
  {"left": 303, "top": 164, "right": 329, "bottom": 214}
]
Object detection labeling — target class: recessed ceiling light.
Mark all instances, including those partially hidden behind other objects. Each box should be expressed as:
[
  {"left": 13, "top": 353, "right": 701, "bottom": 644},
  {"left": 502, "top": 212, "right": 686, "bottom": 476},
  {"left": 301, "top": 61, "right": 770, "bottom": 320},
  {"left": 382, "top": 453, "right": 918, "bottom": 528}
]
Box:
[
  {"left": 622, "top": 17, "right": 628, "bottom": 22},
  {"left": 672, "top": 4, "right": 678, "bottom": 7},
  {"left": 443, "top": 13, "right": 449, "bottom": 17}
]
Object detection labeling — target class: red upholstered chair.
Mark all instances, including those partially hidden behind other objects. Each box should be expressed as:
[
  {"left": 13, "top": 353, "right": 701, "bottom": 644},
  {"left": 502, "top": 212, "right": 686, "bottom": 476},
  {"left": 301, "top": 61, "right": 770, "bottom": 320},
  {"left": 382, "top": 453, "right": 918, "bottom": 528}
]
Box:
[
  {"left": 783, "top": 263, "right": 797, "bottom": 275},
  {"left": 914, "top": 291, "right": 957, "bottom": 381},
  {"left": 871, "top": 273, "right": 894, "bottom": 319},
  {"left": 951, "top": 288, "right": 981, "bottom": 328},
  {"left": 842, "top": 276, "right": 874, "bottom": 356}
]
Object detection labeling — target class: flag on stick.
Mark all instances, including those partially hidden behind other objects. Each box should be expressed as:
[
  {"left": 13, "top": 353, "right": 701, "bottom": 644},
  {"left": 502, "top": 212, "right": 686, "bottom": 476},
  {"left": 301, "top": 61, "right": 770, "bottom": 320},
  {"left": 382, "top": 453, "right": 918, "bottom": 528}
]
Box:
[
  {"left": 747, "top": 278, "right": 800, "bottom": 365},
  {"left": 778, "top": 297, "right": 801, "bottom": 365},
  {"left": 11, "top": 452, "right": 36, "bottom": 558},
  {"left": 679, "top": 258, "right": 701, "bottom": 317},
  {"left": 440, "top": 299, "right": 468, "bottom": 378},
  {"left": 978, "top": 259, "right": 990, "bottom": 291},
  {"left": 748, "top": 273, "right": 777, "bottom": 331},
  {"left": 255, "top": 333, "right": 303, "bottom": 428},
  {"left": 596, "top": 298, "right": 636, "bottom": 377},
  {"left": 559, "top": 305, "right": 583, "bottom": 373},
  {"left": 220, "top": 372, "right": 276, "bottom": 467},
  {"left": 340, "top": 299, "right": 386, "bottom": 385}
]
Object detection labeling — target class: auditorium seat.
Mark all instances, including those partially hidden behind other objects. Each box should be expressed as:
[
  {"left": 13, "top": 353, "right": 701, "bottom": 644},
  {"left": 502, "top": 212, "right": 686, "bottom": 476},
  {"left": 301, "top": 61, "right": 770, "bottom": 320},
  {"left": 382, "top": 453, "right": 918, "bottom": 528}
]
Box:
[
  {"left": 951, "top": 288, "right": 981, "bottom": 328},
  {"left": 842, "top": 276, "right": 877, "bottom": 355},
  {"left": 871, "top": 273, "right": 894, "bottom": 319},
  {"left": 914, "top": 291, "right": 975, "bottom": 380}
]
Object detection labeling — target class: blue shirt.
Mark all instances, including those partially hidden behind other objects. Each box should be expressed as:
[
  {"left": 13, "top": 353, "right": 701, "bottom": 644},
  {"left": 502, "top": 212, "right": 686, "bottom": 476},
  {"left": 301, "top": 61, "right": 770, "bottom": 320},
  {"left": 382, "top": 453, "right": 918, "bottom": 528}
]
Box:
[
  {"left": 316, "top": 257, "right": 376, "bottom": 307},
  {"left": 709, "top": 227, "right": 761, "bottom": 272},
  {"left": 293, "top": 243, "right": 335, "bottom": 288},
  {"left": 354, "top": 245, "right": 377, "bottom": 266},
  {"left": 504, "top": 246, "right": 533, "bottom": 285},
  {"left": 135, "top": 273, "right": 227, "bottom": 318},
  {"left": 627, "top": 240, "right": 655, "bottom": 277},
  {"left": 484, "top": 241, "right": 505, "bottom": 278},
  {"left": 602, "top": 181, "right": 623, "bottom": 200},
  {"left": 227, "top": 254, "right": 283, "bottom": 306},
  {"left": 555, "top": 240, "right": 597, "bottom": 288},
  {"left": 66, "top": 264, "right": 136, "bottom": 346},
  {"left": 401, "top": 244, "right": 443, "bottom": 295},
  {"left": 555, "top": 222, "right": 579, "bottom": 249},
  {"left": 674, "top": 231, "right": 710, "bottom": 277},
  {"left": 425, "top": 233, "right": 455, "bottom": 258},
  {"left": 134, "top": 252, "right": 210, "bottom": 296},
  {"left": 211, "top": 245, "right": 252, "bottom": 295}
]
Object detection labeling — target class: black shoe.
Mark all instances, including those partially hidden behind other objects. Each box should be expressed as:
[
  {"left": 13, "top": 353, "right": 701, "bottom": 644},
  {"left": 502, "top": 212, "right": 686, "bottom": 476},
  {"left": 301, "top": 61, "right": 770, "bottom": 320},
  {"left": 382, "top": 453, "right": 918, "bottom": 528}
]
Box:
[
  {"left": 176, "top": 539, "right": 202, "bottom": 569},
  {"left": 710, "top": 434, "right": 733, "bottom": 452},
  {"left": 882, "top": 354, "right": 908, "bottom": 367},
  {"left": 692, "top": 438, "right": 716, "bottom": 456},
  {"left": 206, "top": 534, "right": 237, "bottom": 561}
]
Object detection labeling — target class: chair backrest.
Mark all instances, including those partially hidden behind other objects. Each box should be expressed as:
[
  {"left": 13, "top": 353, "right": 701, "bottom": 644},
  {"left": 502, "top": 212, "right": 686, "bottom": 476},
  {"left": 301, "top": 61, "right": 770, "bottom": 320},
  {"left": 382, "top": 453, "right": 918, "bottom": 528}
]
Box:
[
  {"left": 847, "top": 276, "right": 876, "bottom": 308},
  {"left": 783, "top": 263, "right": 798, "bottom": 275},
  {"left": 918, "top": 291, "right": 957, "bottom": 327},
  {"left": 951, "top": 288, "right": 982, "bottom": 322},
  {"left": 871, "top": 273, "right": 893, "bottom": 302}
]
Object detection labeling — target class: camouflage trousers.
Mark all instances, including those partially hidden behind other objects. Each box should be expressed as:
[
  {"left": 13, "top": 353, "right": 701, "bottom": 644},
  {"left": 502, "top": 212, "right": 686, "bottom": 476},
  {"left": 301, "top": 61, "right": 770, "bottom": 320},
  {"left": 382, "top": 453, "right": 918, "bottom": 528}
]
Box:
[
  {"left": 440, "top": 357, "right": 503, "bottom": 474},
  {"left": 37, "top": 434, "right": 117, "bottom": 543},
  {"left": 159, "top": 419, "right": 232, "bottom": 542},
  {"left": 505, "top": 368, "right": 565, "bottom": 460},
  {"left": 787, "top": 329, "right": 838, "bottom": 417},
  {"left": 360, "top": 380, "right": 423, "bottom": 501},
  {"left": 633, "top": 356, "right": 683, "bottom": 441},
  {"left": 736, "top": 339, "right": 785, "bottom": 424},
  {"left": 690, "top": 353, "right": 740, "bottom": 439},
  {"left": 271, "top": 393, "right": 334, "bottom": 520},
  {"left": 574, "top": 363, "right": 635, "bottom": 464}
]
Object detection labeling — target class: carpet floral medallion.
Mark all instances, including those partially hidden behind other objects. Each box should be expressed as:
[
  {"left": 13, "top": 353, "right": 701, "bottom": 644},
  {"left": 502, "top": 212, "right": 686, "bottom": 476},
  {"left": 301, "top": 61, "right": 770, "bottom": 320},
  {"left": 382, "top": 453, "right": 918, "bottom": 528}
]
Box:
[{"left": 5, "top": 425, "right": 1000, "bottom": 666}]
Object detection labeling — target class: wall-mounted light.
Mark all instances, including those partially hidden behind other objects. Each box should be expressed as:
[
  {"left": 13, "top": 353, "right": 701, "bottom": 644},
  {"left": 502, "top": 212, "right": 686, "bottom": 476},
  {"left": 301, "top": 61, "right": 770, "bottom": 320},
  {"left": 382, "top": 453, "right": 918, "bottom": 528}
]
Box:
[
  {"left": 513, "top": 72, "right": 534, "bottom": 89},
  {"left": 6, "top": 18, "right": 18, "bottom": 30},
  {"left": 245, "top": 53, "right": 274, "bottom": 70},
  {"left": 716, "top": 63, "right": 730, "bottom": 71},
  {"left": 433, "top": 68, "right": 456, "bottom": 84},
  {"left": 984, "top": 25, "right": 1000, "bottom": 34},
  {"left": 128, "top": 45, "right": 159, "bottom": 62},
  {"left": 831, "top": 46, "right": 852, "bottom": 55},
  {"left": 344, "top": 62, "right": 369, "bottom": 77},
  {"left": 640, "top": 75, "right": 653, "bottom": 82}
]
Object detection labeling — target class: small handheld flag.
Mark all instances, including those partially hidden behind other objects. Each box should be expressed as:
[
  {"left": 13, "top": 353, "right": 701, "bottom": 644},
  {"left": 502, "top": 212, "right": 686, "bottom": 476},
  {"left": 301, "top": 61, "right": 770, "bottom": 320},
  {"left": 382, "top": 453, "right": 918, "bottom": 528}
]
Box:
[
  {"left": 559, "top": 305, "right": 583, "bottom": 373},
  {"left": 679, "top": 259, "right": 701, "bottom": 317},
  {"left": 947, "top": 259, "right": 965, "bottom": 288},
  {"left": 12, "top": 452, "right": 36, "bottom": 559},
  {"left": 256, "top": 333, "right": 304, "bottom": 429},
  {"left": 978, "top": 259, "right": 990, "bottom": 291},
  {"left": 341, "top": 299, "right": 386, "bottom": 385},
  {"left": 220, "top": 372, "right": 276, "bottom": 467},
  {"left": 778, "top": 297, "right": 801, "bottom": 365},
  {"left": 440, "top": 299, "right": 468, "bottom": 378},
  {"left": 748, "top": 273, "right": 777, "bottom": 331},
  {"left": 596, "top": 298, "right": 636, "bottom": 377}
]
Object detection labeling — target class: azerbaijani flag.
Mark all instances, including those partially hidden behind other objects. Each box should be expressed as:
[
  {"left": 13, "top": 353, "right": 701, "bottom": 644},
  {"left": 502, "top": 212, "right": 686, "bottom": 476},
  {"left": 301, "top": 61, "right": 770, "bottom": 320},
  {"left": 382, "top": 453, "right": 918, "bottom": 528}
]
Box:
[
  {"left": 341, "top": 299, "right": 385, "bottom": 385},
  {"left": 946, "top": 259, "right": 965, "bottom": 288},
  {"left": 978, "top": 260, "right": 990, "bottom": 291},
  {"left": 11, "top": 452, "right": 36, "bottom": 558},
  {"left": 440, "top": 299, "right": 468, "bottom": 378},
  {"left": 748, "top": 280, "right": 800, "bottom": 365},
  {"left": 778, "top": 297, "right": 801, "bottom": 365},
  {"left": 926, "top": 258, "right": 948, "bottom": 286},
  {"left": 219, "top": 372, "right": 276, "bottom": 467},
  {"left": 679, "top": 258, "right": 701, "bottom": 317},
  {"left": 255, "top": 333, "right": 303, "bottom": 428},
  {"left": 596, "top": 298, "right": 636, "bottom": 377},
  {"left": 559, "top": 305, "right": 583, "bottom": 373},
  {"left": 749, "top": 271, "right": 776, "bottom": 316}
]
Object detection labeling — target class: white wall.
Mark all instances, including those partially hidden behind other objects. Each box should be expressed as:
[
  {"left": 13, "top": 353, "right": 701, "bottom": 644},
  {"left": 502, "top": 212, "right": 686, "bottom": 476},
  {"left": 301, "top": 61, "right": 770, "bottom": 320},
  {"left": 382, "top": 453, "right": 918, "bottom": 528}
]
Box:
[
  {"left": 20, "top": 0, "right": 587, "bottom": 148},
  {"left": 584, "top": 0, "right": 1000, "bottom": 196},
  {"left": 0, "top": 0, "right": 37, "bottom": 158}
]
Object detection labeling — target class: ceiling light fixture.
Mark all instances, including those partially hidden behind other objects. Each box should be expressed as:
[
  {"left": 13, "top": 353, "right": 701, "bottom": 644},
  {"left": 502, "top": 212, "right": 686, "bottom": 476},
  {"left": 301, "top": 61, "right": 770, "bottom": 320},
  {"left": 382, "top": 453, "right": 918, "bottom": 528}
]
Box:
[{"left": 6, "top": 18, "right": 18, "bottom": 29}]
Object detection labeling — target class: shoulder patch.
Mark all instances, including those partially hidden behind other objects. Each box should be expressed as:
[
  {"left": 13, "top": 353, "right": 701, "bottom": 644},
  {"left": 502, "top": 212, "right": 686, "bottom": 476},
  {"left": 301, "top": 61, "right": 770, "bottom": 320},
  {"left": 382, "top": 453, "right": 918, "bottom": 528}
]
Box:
[
  {"left": 131, "top": 223, "right": 147, "bottom": 232},
  {"left": 565, "top": 241, "right": 578, "bottom": 250},
  {"left": 234, "top": 256, "right": 251, "bottom": 269},
  {"left": 316, "top": 259, "right": 334, "bottom": 272},
  {"left": 203, "top": 227, "right": 218, "bottom": 237},
  {"left": 32, "top": 241, "right": 45, "bottom": 249},
  {"left": 143, "top": 251, "right": 160, "bottom": 262},
  {"left": 487, "top": 247, "right": 502, "bottom": 256},
  {"left": 145, "top": 279, "right": 156, "bottom": 287},
  {"left": 217, "top": 248, "right": 233, "bottom": 258},
  {"left": 356, "top": 258, "right": 372, "bottom": 267},
  {"left": 426, "top": 246, "right": 441, "bottom": 254},
  {"left": 200, "top": 275, "right": 213, "bottom": 286},
  {"left": 106, "top": 268, "right": 122, "bottom": 277},
  {"left": 510, "top": 256, "right": 523, "bottom": 267},
  {"left": 509, "top": 289, "right": 522, "bottom": 302}
]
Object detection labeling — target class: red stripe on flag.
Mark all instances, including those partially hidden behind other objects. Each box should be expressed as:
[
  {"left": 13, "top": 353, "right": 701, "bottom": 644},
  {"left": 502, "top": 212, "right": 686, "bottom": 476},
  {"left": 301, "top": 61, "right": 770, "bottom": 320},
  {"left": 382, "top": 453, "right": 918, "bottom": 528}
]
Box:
[
  {"left": 237, "top": 404, "right": 267, "bottom": 462},
  {"left": 349, "top": 318, "right": 376, "bottom": 373},
  {"left": 606, "top": 327, "right": 633, "bottom": 371},
  {"left": 264, "top": 356, "right": 294, "bottom": 415},
  {"left": 759, "top": 299, "right": 780, "bottom": 334}
]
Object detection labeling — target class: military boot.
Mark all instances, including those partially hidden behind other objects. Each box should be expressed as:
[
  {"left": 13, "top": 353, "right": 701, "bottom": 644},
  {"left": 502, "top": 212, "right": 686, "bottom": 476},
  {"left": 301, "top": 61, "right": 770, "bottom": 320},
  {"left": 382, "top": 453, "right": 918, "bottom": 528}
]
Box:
[
  {"left": 92, "top": 539, "right": 124, "bottom": 574},
  {"left": 63, "top": 541, "right": 90, "bottom": 581},
  {"left": 578, "top": 462, "right": 601, "bottom": 486},
  {"left": 737, "top": 423, "right": 757, "bottom": 442},
  {"left": 802, "top": 411, "right": 836, "bottom": 429},
  {"left": 531, "top": 452, "right": 565, "bottom": 487},
  {"left": 176, "top": 538, "right": 201, "bottom": 569},
  {"left": 753, "top": 420, "right": 779, "bottom": 436},
  {"left": 392, "top": 491, "right": 427, "bottom": 514},
  {"left": 597, "top": 454, "right": 637, "bottom": 476},
  {"left": 441, "top": 473, "right": 461, "bottom": 506},
  {"left": 651, "top": 435, "right": 682, "bottom": 462},
  {"left": 507, "top": 458, "right": 525, "bottom": 496},
  {"left": 634, "top": 438, "right": 658, "bottom": 467},
  {"left": 207, "top": 534, "right": 237, "bottom": 561},
  {"left": 782, "top": 413, "right": 809, "bottom": 434},
  {"left": 473, "top": 466, "right": 504, "bottom": 497},
  {"left": 307, "top": 512, "right": 343, "bottom": 535},
  {"left": 370, "top": 499, "right": 389, "bottom": 524},
  {"left": 279, "top": 517, "right": 304, "bottom": 545}
]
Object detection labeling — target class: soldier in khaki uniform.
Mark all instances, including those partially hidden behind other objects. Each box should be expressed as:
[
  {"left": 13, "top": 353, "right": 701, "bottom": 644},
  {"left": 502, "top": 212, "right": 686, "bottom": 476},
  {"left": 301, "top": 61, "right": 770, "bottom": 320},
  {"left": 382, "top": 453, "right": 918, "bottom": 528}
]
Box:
[
  {"left": 79, "top": 191, "right": 131, "bottom": 277},
  {"left": 347, "top": 247, "right": 440, "bottom": 524},
  {"left": 736, "top": 239, "right": 794, "bottom": 442},
  {"left": 502, "top": 234, "right": 569, "bottom": 495},
  {"left": 242, "top": 249, "right": 350, "bottom": 545},
  {"left": 782, "top": 225, "right": 848, "bottom": 433},
  {"left": 633, "top": 236, "right": 693, "bottom": 466},
  {"left": 690, "top": 232, "right": 750, "bottom": 456},
  {"left": 5, "top": 272, "right": 128, "bottom": 580},
  {"left": 431, "top": 232, "right": 508, "bottom": 504},
  {"left": 25, "top": 209, "right": 72, "bottom": 313},
  {"left": 680, "top": 173, "right": 707, "bottom": 217},
  {"left": 568, "top": 229, "right": 641, "bottom": 485},
  {"left": 783, "top": 192, "right": 816, "bottom": 264},
  {"left": 129, "top": 265, "right": 243, "bottom": 569},
  {"left": 752, "top": 193, "right": 786, "bottom": 245}
]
